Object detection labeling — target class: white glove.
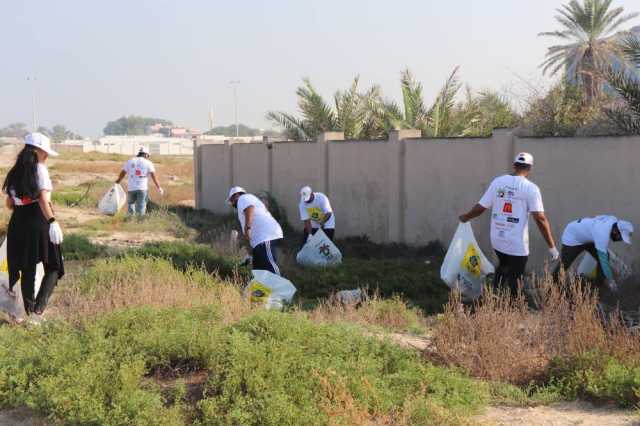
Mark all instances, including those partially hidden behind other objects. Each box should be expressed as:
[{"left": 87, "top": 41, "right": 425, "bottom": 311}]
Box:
[
  {"left": 49, "top": 222, "right": 64, "bottom": 245},
  {"left": 608, "top": 280, "right": 618, "bottom": 293},
  {"left": 549, "top": 247, "right": 560, "bottom": 261},
  {"left": 158, "top": 187, "right": 165, "bottom": 196}
]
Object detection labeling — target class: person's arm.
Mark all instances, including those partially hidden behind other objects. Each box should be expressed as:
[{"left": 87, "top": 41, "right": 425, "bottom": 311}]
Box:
[
  {"left": 149, "top": 172, "right": 164, "bottom": 195},
  {"left": 532, "top": 212, "right": 556, "bottom": 249},
  {"left": 243, "top": 205, "right": 254, "bottom": 242},
  {"left": 459, "top": 204, "right": 487, "bottom": 223},
  {"left": 596, "top": 250, "right": 615, "bottom": 283},
  {"left": 304, "top": 219, "right": 312, "bottom": 234},
  {"left": 5, "top": 196, "right": 14, "bottom": 210},
  {"left": 319, "top": 212, "right": 332, "bottom": 228},
  {"left": 37, "top": 191, "right": 55, "bottom": 222},
  {"left": 115, "top": 170, "right": 126, "bottom": 184}
]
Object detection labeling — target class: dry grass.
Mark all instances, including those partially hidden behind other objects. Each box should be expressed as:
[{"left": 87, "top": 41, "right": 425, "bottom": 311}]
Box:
[
  {"left": 305, "top": 293, "right": 425, "bottom": 334},
  {"left": 431, "top": 275, "right": 640, "bottom": 384},
  {"left": 54, "top": 256, "right": 251, "bottom": 324}
]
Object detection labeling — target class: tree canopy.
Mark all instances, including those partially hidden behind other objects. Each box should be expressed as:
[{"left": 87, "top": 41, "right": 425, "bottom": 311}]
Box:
[{"left": 103, "top": 116, "right": 173, "bottom": 136}]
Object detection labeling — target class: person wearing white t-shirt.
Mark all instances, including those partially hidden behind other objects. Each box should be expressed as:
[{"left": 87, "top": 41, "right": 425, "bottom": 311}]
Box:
[
  {"left": 299, "top": 186, "right": 335, "bottom": 246},
  {"left": 115, "top": 146, "right": 164, "bottom": 216},
  {"left": 459, "top": 152, "right": 558, "bottom": 296},
  {"left": 554, "top": 215, "right": 633, "bottom": 292},
  {"left": 227, "top": 186, "right": 284, "bottom": 275},
  {"left": 3, "top": 133, "right": 65, "bottom": 324}
]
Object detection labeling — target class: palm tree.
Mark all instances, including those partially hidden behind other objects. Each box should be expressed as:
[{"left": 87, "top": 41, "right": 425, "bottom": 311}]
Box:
[
  {"left": 539, "top": 0, "right": 638, "bottom": 99},
  {"left": 266, "top": 77, "right": 382, "bottom": 141},
  {"left": 375, "top": 67, "right": 462, "bottom": 137},
  {"left": 602, "top": 33, "right": 640, "bottom": 133}
]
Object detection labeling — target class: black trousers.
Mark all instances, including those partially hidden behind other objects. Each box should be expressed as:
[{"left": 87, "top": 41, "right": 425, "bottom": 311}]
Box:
[
  {"left": 553, "top": 243, "right": 604, "bottom": 286},
  {"left": 252, "top": 239, "right": 281, "bottom": 275},
  {"left": 494, "top": 250, "right": 528, "bottom": 296},
  {"left": 301, "top": 228, "right": 335, "bottom": 248},
  {"left": 14, "top": 263, "right": 60, "bottom": 315}
]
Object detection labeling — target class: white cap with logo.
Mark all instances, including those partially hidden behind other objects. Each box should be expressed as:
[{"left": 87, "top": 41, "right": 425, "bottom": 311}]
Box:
[
  {"left": 25, "top": 132, "right": 59, "bottom": 156},
  {"left": 138, "top": 146, "right": 150, "bottom": 155},
  {"left": 617, "top": 220, "right": 634, "bottom": 245},
  {"left": 514, "top": 152, "right": 533, "bottom": 166},
  {"left": 226, "top": 186, "right": 247, "bottom": 203},
  {"left": 300, "top": 186, "right": 313, "bottom": 202}
]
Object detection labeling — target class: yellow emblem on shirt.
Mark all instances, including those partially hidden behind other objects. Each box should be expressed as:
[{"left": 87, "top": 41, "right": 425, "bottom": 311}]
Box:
[
  {"left": 460, "top": 244, "right": 481, "bottom": 278},
  {"left": 307, "top": 207, "right": 324, "bottom": 222},
  {"left": 0, "top": 258, "right": 7, "bottom": 274}
]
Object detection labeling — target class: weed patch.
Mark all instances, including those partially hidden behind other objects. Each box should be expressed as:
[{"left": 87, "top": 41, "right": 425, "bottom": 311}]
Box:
[{"left": 61, "top": 233, "right": 108, "bottom": 260}]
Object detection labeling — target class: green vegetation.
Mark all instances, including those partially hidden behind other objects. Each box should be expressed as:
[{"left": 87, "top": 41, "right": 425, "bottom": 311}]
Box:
[
  {"left": 206, "top": 123, "right": 283, "bottom": 138},
  {"left": 286, "top": 258, "right": 448, "bottom": 314},
  {"left": 103, "top": 116, "right": 173, "bottom": 136},
  {"left": 132, "top": 241, "right": 246, "bottom": 281},
  {"left": 539, "top": 0, "right": 638, "bottom": 98},
  {"left": 61, "top": 234, "right": 108, "bottom": 261}
]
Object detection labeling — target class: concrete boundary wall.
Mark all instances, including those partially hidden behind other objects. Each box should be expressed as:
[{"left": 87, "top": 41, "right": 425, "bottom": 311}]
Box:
[{"left": 196, "top": 130, "right": 640, "bottom": 269}]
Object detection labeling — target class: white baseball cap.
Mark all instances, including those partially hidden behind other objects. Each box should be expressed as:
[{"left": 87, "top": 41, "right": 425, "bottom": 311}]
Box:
[
  {"left": 138, "top": 146, "right": 150, "bottom": 155},
  {"left": 617, "top": 220, "right": 633, "bottom": 245},
  {"left": 25, "top": 132, "right": 58, "bottom": 157},
  {"left": 514, "top": 152, "right": 533, "bottom": 166},
  {"left": 300, "top": 186, "right": 313, "bottom": 202},
  {"left": 226, "top": 186, "right": 246, "bottom": 203}
]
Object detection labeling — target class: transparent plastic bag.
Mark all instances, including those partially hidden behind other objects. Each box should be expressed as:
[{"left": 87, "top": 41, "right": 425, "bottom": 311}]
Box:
[
  {"left": 244, "top": 269, "right": 297, "bottom": 310},
  {"left": 0, "top": 238, "right": 44, "bottom": 320},
  {"left": 440, "top": 222, "right": 495, "bottom": 301},
  {"left": 98, "top": 184, "right": 126, "bottom": 215},
  {"left": 296, "top": 229, "right": 342, "bottom": 267}
]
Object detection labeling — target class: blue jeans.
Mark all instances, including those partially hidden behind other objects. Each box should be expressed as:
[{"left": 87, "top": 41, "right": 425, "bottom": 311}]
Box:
[{"left": 127, "top": 190, "right": 148, "bottom": 215}]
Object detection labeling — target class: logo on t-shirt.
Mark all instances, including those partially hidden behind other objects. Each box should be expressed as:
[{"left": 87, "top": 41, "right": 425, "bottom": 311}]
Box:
[
  {"left": 307, "top": 207, "right": 323, "bottom": 222},
  {"left": 503, "top": 202, "right": 513, "bottom": 214}
]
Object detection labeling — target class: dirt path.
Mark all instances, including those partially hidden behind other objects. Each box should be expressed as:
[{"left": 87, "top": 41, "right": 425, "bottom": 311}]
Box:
[
  {"left": 476, "top": 401, "right": 638, "bottom": 425},
  {"left": 0, "top": 408, "right": 50, "bottom": 426}
]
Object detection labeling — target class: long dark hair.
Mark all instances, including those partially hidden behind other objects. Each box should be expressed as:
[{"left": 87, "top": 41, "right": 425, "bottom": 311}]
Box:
[{"left": 2, "top": 145, "right": 39, "bottom": 199}]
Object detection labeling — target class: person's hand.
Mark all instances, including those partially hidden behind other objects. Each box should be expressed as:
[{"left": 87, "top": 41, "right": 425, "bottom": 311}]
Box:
[
  {"left": 608, "top": 280, "right": 619, "bottom": 293},
  {"left": 158, "top": 187, "right": 165, "bottom": 196},
  {"left": 244, "top": 228, "right": 252, "bottom": 243},
  {"left": 49, "top": 222, "right": 64, "bottom": 245},
  {"left": 458, "top": 214, "right": 469, "bottom": 223},
  {"left": 549, "top": 247, "right": 560, "bottom": 261}
]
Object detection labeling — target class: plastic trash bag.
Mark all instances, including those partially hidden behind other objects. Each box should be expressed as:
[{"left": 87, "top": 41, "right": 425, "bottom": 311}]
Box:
[
  {"left": 244, "top": 269, "right": 297, "bottom": 310},
  {"left": 98, "top": 184, "right": 126, "bottom": 215},
  {"left": 440, "top": 222, "right": 495, "bottom": 301},
  {"left": 0, "top": 238, "right": 44, "bottom": 320},
  {"left": 296, "top": 229, "right": 342, "bottom": 267},
  {"left": 576, "top": 250, "right": 631, "bottom": 282}
]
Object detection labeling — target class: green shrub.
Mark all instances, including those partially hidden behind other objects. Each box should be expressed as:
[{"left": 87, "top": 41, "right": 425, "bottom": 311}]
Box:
[
  {"left": 61, "top": 234, "right": 108, "bottom": 260},
  {"left": 198, "top": 311, "right": 487, "bottom": 425},
  {"left": 132, "top": 241, "right": 248, "bottom": 281},
  {"left": 547, "top": 351, "right": 640, "bottom": 407},
  {"left": 286, "top": 258, "right": 449, "bottom": 314}
]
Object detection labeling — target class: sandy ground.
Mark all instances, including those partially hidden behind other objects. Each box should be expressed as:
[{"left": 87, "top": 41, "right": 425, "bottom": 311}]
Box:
[
  {"left": 476, "top": 401, "right": 639, "bottom": 425},
  {"left": 0, "top": 408, "right": 50, "bottom": 426},
  {"left": 90, "top": 230, "right": 178, "bottom": 249}
]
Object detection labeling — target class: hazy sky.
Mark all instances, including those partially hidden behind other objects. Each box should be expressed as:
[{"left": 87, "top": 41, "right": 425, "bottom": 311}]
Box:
[{"left": 2, "top": 0, "right": 639, "bottom": 137}]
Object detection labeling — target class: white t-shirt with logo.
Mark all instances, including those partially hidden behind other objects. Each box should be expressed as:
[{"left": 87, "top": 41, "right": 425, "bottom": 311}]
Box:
[
  {"left": 299, "top": 192, "right": 335, "bottom": 229},
  {"left": 10, "top": 163, "right": 53, "bottom": 206},
  {"left": 562, "top": 215, "right": 617, "bottom": 252},
  {"left": 123, "top": 157, "right": 156, "bottom": 191},
  {"left": 237, "top": 194, "right": 284, "bottom": 248},
  {"left": 479, "top": 174, "right": 544, "bottom": 256}
]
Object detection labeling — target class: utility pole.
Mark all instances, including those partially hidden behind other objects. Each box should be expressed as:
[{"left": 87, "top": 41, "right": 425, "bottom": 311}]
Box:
[
  {"left": 230, "top": 80, "right": 240, "bottom": 137},
  {"left": 27, "top": 76, "right": 37, "bottom": 131}
]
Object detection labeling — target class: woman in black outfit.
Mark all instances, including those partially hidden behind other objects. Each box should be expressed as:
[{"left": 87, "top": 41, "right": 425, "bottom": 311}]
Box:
[{"left": 2, "top": 133, "right": 64, "bottom": 323}]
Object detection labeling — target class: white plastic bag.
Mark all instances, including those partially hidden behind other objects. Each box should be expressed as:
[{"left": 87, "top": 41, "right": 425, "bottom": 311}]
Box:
[
  {"left": 98, "top": 184, "right": 126, "bottom": 215},
  {"left": 296, "top": 229, "right": 342, "bottom": 267},
  {"left": 576, "top": 250, "right": 631, "bottom": 282},
  {"left": 244, "top": 270, "right": 297, "bottom": 310},
  {"left": 0, "top": 238, "right": 44, "bottom": 320},
  {"left": 440, "top": 222, "right": 495, "bottom": 301}
]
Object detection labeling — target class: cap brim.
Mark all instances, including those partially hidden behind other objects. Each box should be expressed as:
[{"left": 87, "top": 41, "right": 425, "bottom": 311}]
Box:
[{"left": 622, "top": 232, "right": 632, "bottom": 245}]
